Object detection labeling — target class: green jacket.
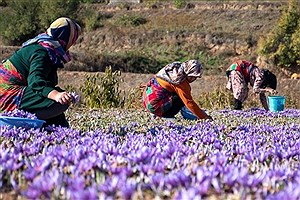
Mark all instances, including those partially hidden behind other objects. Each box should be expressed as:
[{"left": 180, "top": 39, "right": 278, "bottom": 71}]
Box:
[{"left": 9, "top": 44, "right": 63, "bottom": 110}]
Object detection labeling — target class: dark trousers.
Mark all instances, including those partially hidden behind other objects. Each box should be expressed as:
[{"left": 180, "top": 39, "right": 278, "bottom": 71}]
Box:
[
  {"left": 234, "top": 98, "right": 243, "bottom": 110},
  {"left": 25, "top": 103, "right": 69, "bottom": 127},
  {"left": 162, "top": 94, "right": 185, "bottom": 118}
]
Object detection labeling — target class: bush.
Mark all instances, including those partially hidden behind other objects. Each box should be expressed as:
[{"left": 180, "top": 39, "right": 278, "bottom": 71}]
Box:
[
  {"left": 124, "top": 86, "right": 144, "bottom": 109},
  {"left": 0, "top": 0, "right": 40, "bottom": 45},
  {"left": 81, "top": 8, "right": 105, "bottom": 31},
  {"left": 80, "top": 67, "right": 125, "bottom": 109},
  {"left": 114, "top": 14, "right": 147, "bottom": 27},
  {"left": 197, "top": 86, "right": 300, "bottom": 110},
  {"left": 0, "top": 0, "right": 7, "bottom": 6},
  {"left": 257, "top": 0, "right": 300, "bottom": 68},
  {"left": 291, "top": 26, "right": 300, "bottom": 65},
  {"left": 173, "top": 0, "right": 186, "bottom": 9},
  {"left": 0, "top": 0, "right": 80, "bottom": 45},
  {"left": 197, "top": 87, "right": 233, "bottom": 110},
  {"left": 38, "top": 0, "right": 80, "bottom": 30}
]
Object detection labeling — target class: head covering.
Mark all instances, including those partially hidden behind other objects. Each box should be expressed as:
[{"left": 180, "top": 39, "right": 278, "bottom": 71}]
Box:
[
  {"left": 156, "top": 60, "right": 203, "bottom": 85},
  {"left": 260, "top": 69, "right": 277, "bottom": 89},
  {"left": 47, "top": 17, "right": 81, "bottom": 50},
  {"left": 22, "top": 17, "right": 81, "bottom": 66}
]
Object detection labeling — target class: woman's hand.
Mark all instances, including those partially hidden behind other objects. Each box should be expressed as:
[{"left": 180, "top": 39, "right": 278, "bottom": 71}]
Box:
[
  {"left": 48, "top": 90, "right": 72, "bottom": 105},
  {"left": 256, "top": 88, "right": 278, "bottom": 95},
  {"left": 205, "top": 115, "right": 213, "bottom": 121},
  {"left": 55, "top": 92, "right": 72, "bottom": 104},
  {"left": 266, "top": 88, "right": 278, "bottom": 95}
]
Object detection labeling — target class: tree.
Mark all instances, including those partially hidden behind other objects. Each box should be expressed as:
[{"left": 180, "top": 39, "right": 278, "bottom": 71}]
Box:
[
  {"left": 257, "top": 0, "right": 300, "bottom": 68},
  {"left": 0, "top": 0, "right": 40, "bottom": 45}
]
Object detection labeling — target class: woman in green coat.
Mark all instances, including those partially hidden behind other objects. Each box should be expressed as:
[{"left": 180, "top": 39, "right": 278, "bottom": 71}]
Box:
[{"left": 0, "top": 17, "right": 81, "bottom": 127}]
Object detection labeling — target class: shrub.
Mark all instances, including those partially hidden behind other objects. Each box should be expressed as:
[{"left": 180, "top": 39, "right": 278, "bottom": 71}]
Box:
[
  {"left": 38, "top": 0, "right": 80, "bottom": 30},
  {"left": 81, "top": 8, "right": 105, "bottom": 31},
  {"left": 291, "top": 26, "right": 300, "bottom": 65},
  {"left": 197, "top": 87, "right": 233, "bottom": 110},
  {"left": 173, "top": 0, "right": 186, "bottom": 9},
  {"left": 197, "top": 87, "right": 264, "bottom": 110},
  {"left": 257, "top": 0, "right": 300, "bottom": 68},
  {"left": 197, "top": 86, "right": 299, "bottom": 110},
  {"left": 0, "top": 0, "right": 7, "bottom": 6},
  {"left": 0, "top": 0, "right": 40, "bottom": 45},
  {"left": 0, "top": 0, "right": 80, "bottom": 45},
  {"left": 80, "top": 67, "right": 125, "bottom": 109},
  {"left": 124, "top": 86, "right": 144, "bottom": 109},
  {"left": 114, "top": 14, "right": 147, "bottom": 27}
]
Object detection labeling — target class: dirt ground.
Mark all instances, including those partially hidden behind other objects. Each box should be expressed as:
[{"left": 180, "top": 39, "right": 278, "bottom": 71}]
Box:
[{"left": 58, "top": 70, "right": 300, "bottom": 104}]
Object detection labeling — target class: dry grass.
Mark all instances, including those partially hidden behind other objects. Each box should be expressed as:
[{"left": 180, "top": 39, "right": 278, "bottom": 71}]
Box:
[{"left": 58, "top": 70, "right": 300, "bottom": 109}]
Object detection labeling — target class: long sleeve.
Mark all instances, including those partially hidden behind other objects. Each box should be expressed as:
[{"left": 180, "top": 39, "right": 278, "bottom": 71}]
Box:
[
  {"left": 27, "top": 49, "right": 57, "bottom": 97},
  {"left": 250, "top": 67, "right": 264, "bottom": 93},
  {"left": 259, "top": 93, "right": 269, "bottom": 110},
  {"left": 9, "top": 44, "right": 58, "bottom": 98},
  {"left": 156, "top": 78, "right": 207, "bottom": 119}
]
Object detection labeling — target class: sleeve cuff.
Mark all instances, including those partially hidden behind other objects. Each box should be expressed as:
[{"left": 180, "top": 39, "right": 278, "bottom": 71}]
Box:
[{"left": 41, "top": 87, "right": 54, "bottom": 97}]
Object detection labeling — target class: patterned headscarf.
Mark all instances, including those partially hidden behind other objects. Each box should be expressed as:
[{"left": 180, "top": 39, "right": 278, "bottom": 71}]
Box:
[
  {"left": 22, "top": 17, "right": 81, "bottom": 66},
  {"left": 156, "top": 60, "right": 203, "bottom": 85}
]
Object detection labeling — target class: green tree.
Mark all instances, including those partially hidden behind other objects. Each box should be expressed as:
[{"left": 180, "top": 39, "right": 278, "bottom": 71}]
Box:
[
  {"left": 291, "top": 23, "right": 300, "bottom": 65},
  {"left": 38, "top": 0, "right": 80, "bottom": 30},
  {"left": 0, "top": 0, "right": 40, "bottom": 45},
  {"left": 257, "top": 0, "right": 300, "bottom": 68},
  {"left": 0, "top": 0, "right": 80, "bottom": 45}
]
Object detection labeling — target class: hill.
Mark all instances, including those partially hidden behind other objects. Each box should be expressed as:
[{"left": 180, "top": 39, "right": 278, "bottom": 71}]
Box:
[
  {"left": 70, "top": 1, "right": 289, "bottom": 74},
  {"left": 0, "top": 1, "right": 289, "bottom": 75}
]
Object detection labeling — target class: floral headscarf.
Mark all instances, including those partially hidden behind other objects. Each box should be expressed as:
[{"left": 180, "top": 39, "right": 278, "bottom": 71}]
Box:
[
  {"left": 22, "top": 17, "right": 81, "bottom": 66},
  {"left": 156, "top": 60, "right": 203, "bottom": 85}
]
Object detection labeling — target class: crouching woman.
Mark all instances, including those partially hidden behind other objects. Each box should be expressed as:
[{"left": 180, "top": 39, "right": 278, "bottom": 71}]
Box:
[
  {"left": 0, "top": 17, "right": 81, "bottom": 127},
  {"left": 142, "top": 60, "right": 212, "bottom": 120},
  {"left": 226, "top": 60, "right": 277, "bottom": 110}
]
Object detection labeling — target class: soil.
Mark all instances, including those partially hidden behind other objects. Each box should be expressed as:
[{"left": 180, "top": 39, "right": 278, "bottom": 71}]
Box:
[{"left": 57, "top": 70, "right": 300, "bottom": 105}]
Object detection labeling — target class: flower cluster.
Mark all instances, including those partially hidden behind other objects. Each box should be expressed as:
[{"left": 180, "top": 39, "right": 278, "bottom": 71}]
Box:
[
  {"left": 69, "top": 91, "right": 80, "bottom": 104},
  {"left": 0, "top": 108, "right": 299, "bottom": 199},
  {"left": 0, "top": 109, "right": 37, "bottom": 119}
]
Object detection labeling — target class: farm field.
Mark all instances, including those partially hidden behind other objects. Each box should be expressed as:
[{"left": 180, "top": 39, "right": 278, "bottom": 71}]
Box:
[
  {"left": 1, "top": 1, "right": 300, "bottom": 199},
  {"left": 1, "top": 107, "right": 300, "bottom": 199}
]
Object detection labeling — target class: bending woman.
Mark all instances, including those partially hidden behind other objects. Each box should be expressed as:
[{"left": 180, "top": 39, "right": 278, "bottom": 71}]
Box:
[
  {"left": 226, "top": 60, "right": 277, "bottom": 110},
  {"left": 0, "top": 17, "right": 81, "bottom": 127},
  {"left": 142, "top": 60, "right": 212, "bottom": 120}
]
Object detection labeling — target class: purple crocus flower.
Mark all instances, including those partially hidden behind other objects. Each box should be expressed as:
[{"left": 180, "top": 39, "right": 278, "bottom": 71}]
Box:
[
  {"left": 69, "top": 91, "right": 80, "bottom": 104},
  {"left": 174, "top": 187, "right": 200, "bottom": 200},
  {"left": 120, "top": 179, "right": 137, "bottom": 200},
  {"left": 23, "top": 167, "right": 38, "bottom": 181},
  {"left": 70, "top": 187, "right": 98, "bottom": 200}
]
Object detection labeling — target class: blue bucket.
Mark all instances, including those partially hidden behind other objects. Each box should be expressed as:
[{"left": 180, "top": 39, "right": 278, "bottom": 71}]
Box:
[
  {"left": 268, "top": 96, "right": 285, "bottom": 112},
  {"left": 180, "top": 106, "right": 208, "bottom": 120},
  {"left": 0, "top": 116, "right": 45, "bottom": 129},
  {"left": 181, "top": 106, "right": 197, "bottom": 120}
]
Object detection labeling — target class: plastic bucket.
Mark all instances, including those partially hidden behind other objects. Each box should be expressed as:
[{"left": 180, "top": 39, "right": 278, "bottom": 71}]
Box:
[
  {"left": 0, "top": 116, "right": 45, "bottom": 129},
  {"left": 268, "top": 96, "right": 285, "bottom": 112},
  {"left": 181, "top": 106, "right": 198, "bottom": 120},
  {"left": 180, "top": 106, "right": 208, "bottom": 120}
]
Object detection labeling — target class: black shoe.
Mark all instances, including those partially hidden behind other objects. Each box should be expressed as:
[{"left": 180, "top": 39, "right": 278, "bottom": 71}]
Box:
[{"left": 233, "top": 99, "right": 243, "bottom": 110}]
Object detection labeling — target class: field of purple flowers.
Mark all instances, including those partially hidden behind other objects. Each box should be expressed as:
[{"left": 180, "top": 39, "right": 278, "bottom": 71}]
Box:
[{"left": 1, "top": 108, "right": 300, "bottom": 199}]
